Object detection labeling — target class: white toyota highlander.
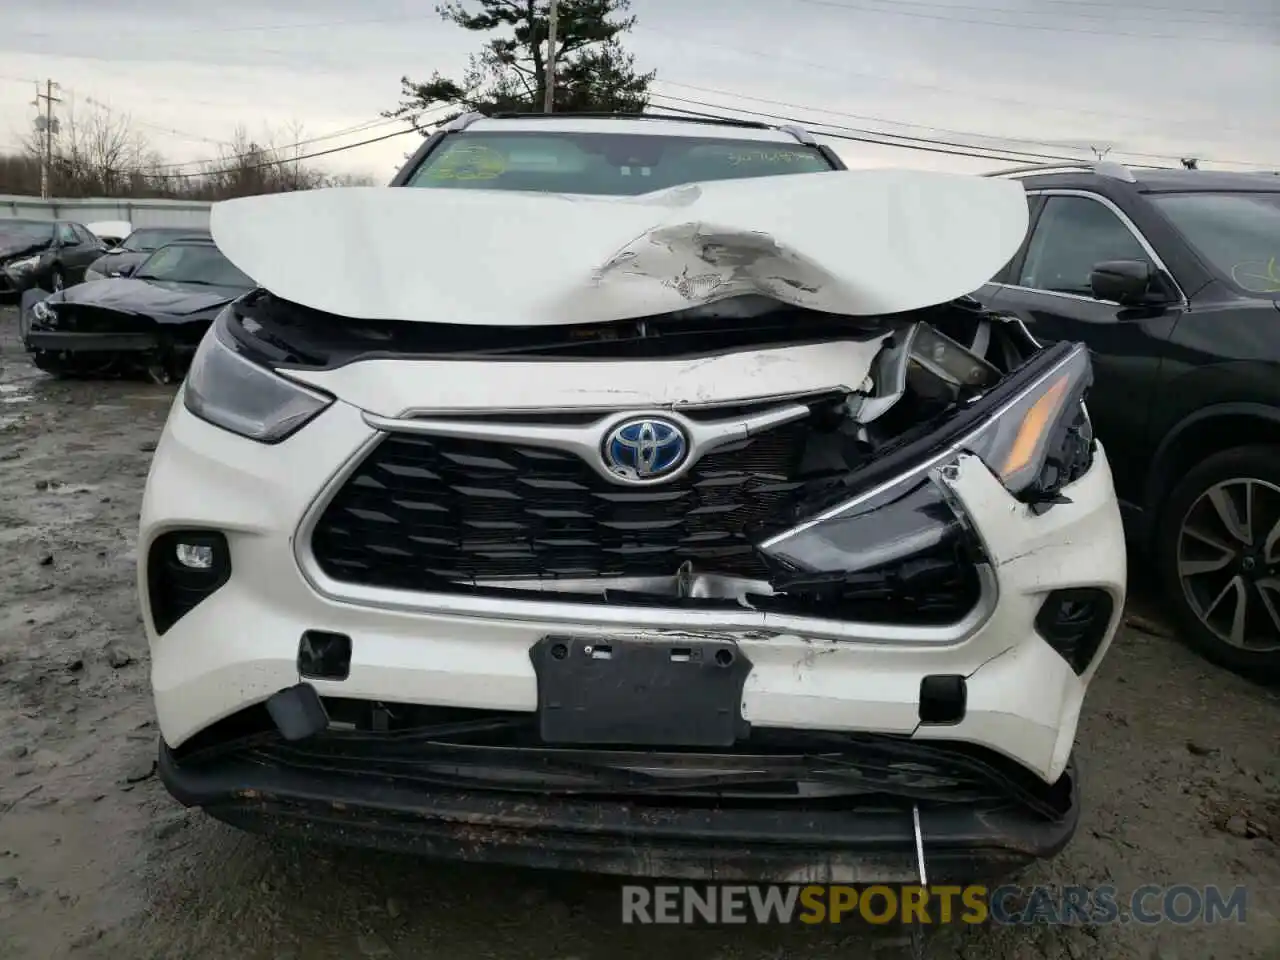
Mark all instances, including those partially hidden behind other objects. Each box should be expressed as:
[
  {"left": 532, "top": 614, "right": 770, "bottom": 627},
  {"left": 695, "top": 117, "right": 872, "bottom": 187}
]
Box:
[{"left": 138, "top": 113, "right": 1126, "bottom": 883}]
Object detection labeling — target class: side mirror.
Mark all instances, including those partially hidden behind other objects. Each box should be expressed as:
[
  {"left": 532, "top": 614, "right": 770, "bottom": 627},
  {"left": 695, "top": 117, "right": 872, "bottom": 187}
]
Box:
[{"left": 1090, "top": 259, "right": 1159, "bottom": 305}]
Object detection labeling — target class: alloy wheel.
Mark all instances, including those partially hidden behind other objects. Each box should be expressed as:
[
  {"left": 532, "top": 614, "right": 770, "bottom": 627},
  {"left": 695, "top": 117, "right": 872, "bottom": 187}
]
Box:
[
  {"left": 1177, "top": 478, "right": 1280, "bottom": 652},
  {"left": 52, "top": 271, "right": 64, "bottom": 292}
]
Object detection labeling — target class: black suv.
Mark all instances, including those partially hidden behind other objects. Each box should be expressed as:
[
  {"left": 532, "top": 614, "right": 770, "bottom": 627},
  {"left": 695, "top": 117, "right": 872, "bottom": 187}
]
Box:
[{"left": 971, "top": 163, "right": 1280, "bottom": 677}]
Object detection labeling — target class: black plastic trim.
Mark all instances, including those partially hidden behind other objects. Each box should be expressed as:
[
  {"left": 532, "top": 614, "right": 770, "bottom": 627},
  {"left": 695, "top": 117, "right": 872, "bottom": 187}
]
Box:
[{"left": 158, "top": 743, "right": 1081, "bottom": 883}]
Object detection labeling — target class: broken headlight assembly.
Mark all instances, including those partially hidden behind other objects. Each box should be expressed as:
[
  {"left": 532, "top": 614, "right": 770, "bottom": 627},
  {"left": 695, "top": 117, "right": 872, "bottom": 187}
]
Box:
[
  {"left": 184, "top": 309, "right": 333, "bottom": 444},
  {"left": 965, "top": 343, "right": 1093, "bottom": 503},
  {"left": 4, "top": 254, "right": 42, "bottom": 274},
  {"left": 758, "top": 344, "right": 1093, "bottom": 610}
]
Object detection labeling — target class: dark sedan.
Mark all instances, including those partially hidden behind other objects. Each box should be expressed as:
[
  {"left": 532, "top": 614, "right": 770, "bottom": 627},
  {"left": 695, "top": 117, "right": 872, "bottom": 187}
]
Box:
[
  {"left": 0, "top": 218, "right": 105, "bottom": 301},
  {"left": 21, "top": 237, "right": 254, "bottom": 383},
  {"left": 84, "top": 226, "right": 211, "bottom": 282}
]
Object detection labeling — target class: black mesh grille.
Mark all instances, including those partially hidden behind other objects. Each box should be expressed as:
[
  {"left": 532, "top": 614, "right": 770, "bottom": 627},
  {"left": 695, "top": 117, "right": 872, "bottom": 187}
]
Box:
[{"left": 310, "top": 423, "right": 812, "bottom": 588}]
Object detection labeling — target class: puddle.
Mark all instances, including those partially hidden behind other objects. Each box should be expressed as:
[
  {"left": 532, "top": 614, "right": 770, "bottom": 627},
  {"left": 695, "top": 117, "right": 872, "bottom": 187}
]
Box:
[{"left": 0, "top": 383, "right": 33, "bottom": 405}]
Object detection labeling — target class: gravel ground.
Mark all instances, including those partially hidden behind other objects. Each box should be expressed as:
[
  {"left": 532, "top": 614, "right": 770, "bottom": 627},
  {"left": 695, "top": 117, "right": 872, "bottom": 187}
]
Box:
[{"left": 1, "top": 305, "right": 1278, "bottom": 960}]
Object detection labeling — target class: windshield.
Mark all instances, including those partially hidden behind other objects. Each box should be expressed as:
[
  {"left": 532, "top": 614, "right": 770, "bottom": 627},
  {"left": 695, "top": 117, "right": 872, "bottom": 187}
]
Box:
[
  {"left": 122, "top": 229, "right": 199, "bottom": 253},
  {"left": 1151, "top": 191, "right": 1280, "bottom": 296},
  {"left": 404, "top": 131, "right": 834, "bottom": 196},
  {"left": 0, "top": 219, "right": 54, "bottom": 246},
  {"left": 135, "top": 244, "right": 253, "bottom": 287}
]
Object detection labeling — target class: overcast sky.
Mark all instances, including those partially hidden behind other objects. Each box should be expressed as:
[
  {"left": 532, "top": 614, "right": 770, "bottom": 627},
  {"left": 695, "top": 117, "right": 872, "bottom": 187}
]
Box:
[{"left": 1, "top": 0, "right": 1277, "bottom": 182}]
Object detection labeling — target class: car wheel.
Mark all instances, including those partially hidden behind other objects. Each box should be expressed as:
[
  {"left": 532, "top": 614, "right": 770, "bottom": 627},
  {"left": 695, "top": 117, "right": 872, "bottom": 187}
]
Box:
[
  {"left": 1156, "top": 444, "right": 1280, "bottom": 678},
  {"left": 31, "top": 353, "right": 73, "bottom": 379},
  {"left": 50, "top": 267, "right": 65, "bottom": 292}
]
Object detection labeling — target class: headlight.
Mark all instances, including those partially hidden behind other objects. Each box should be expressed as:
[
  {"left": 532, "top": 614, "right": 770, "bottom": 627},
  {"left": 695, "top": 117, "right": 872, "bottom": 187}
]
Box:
[
  {"left": 758, "top": 344, "right": 1094, "bottom": 578},
  {"left": 6, "top": 255, "right": 41, "bottom": 273},
  {"left": 31, "top": 300, "right": 53, "bottom": 322},
  {"left": 760, "top": 474, "right": 965, "bottom": 578},
  {"left": 184, "top": 310, "right": 333, "bottom": 443},
  {"left": 964, "top": 343, "right": 1093, "bottom": 501},
  {"left": 84, "top": 268, "right": 104, "bottom": 282}
]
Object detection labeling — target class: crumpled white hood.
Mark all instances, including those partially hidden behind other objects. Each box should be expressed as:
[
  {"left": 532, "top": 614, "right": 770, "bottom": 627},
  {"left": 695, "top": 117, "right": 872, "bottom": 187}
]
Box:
[{"left": 210, "top": 169, "right": 1027, "bottom": 325}]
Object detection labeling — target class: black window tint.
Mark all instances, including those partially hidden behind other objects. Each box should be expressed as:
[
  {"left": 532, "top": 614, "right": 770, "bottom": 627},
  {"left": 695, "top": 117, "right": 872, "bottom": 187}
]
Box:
[
  {"left": 73, "top": 224, "right": 97, "bottom": 244},
  {"left": 1150, "top": 192, "right": 1280, "bottom": 295},
  {"left": 1018, "top": 196, "right": 1149, "bottom": 296},
  {"left": 56, "top": 223, "right": 78, "bottom": 245}
]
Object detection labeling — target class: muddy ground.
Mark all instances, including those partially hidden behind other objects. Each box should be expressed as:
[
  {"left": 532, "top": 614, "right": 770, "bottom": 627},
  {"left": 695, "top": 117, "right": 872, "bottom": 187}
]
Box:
[{"left": 0, "top": 305, "right": 1277, "bottom": 960}]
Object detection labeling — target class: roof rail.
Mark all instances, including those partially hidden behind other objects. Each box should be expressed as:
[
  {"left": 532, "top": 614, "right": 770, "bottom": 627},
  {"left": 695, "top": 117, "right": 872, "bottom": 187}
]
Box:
[
  {"left": 984, "top": 161, "right": 1138, "bottom": 183},
  {"left": 778, "top": 123, "right": 818, "bottom": 147},
  {"left": 476, "top": 110, "right": 776, "bottom": 131},
  {"left": 444, "top": 111, "right": 486, "bottom": 132}
]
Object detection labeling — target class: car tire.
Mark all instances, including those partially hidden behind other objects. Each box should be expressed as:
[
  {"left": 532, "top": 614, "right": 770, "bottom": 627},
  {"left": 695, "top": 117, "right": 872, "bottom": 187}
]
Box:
[
  {"left": 1155, "top": 444, "right": 1280, "bottom": 679},
  {"left": 31, "top": 353, "right": 73, "bottom": 379},
  {"left": 50, "top": 266, "right": 65, "bottom": 292}
]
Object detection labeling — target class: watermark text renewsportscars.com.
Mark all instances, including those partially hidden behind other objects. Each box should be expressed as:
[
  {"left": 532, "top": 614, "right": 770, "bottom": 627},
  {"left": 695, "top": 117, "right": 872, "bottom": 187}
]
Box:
[{"left": 620, "top": 884, "right": 1248, "bottom": 926}]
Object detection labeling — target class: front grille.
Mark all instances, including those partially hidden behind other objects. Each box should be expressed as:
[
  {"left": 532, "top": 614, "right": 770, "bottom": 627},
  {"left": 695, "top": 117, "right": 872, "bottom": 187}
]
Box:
[{"left": 310, "top": 422, "right": 812, "bottom": 588}]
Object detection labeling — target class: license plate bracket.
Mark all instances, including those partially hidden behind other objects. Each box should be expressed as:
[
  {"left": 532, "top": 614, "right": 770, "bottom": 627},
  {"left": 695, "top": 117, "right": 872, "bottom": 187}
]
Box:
[{"left": 530, "top": 635, "right": 753, "bottom": 748}]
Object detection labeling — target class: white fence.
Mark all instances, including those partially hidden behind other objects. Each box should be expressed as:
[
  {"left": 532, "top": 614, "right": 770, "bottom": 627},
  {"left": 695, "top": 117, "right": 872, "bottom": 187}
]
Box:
[{"left": 0, "top": 195, "right": 211, "bottom": 229}]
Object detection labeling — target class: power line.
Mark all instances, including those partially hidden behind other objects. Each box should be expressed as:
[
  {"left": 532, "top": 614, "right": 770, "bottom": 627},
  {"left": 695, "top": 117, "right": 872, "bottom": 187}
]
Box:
[
  {"left": 145, "top": 126, "right": 421, "bottom": 181},
  {"left": 648, "top": 94, "right": 1084, "bottom": 163},
  {"left": 979, "top": 0, "right": 1276, "bottom": 15},
  {"left": 795, "top": 0, "right": 1278, "bottom": 43},
  {"left": 79, "top": 95, "right": 231, "bottom": 147},
  {"left": 147, "top": 116, "right": 409, "bottom": 171},
  {"left": 646, "top": 101, "right": 1093, "bottom": 165},
  {"left": 802, "top": 0, "right": 1279, "bottom": 27},
  {"left": 651, "top": 79, "right": 1272, "bottom": 169},
  {"left": 634, "top": 26, "right": 1267, "bottom": 133},
  {"left": 8, "top": 13, "right": 436, "bottom": 42}
]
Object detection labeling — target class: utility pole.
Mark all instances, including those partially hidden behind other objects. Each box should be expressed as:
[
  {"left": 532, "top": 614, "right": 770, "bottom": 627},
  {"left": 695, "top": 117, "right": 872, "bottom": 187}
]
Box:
[
  {"left": 543, "top": 0, "right": 559, "bottom": 113},
  {"left": 33, "top": 79, "right": 61, "bottom": 199}
]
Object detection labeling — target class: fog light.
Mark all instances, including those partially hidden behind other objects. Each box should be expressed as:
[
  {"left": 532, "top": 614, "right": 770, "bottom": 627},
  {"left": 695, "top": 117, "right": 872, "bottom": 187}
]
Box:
[
  {"left": 146, "top": 530, "right": 231, "bottom": 634},
  {"left": 1034, "top": 588, "right": 1115, "bottom": 675},
  {"left": 175, "top": 542, "right": 214, "bottom": 569}
]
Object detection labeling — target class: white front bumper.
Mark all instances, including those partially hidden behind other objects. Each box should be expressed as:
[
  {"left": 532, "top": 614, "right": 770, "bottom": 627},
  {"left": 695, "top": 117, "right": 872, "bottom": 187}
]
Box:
[{"left": 139, "top": 396, "right": 1126, "bottom": 784}]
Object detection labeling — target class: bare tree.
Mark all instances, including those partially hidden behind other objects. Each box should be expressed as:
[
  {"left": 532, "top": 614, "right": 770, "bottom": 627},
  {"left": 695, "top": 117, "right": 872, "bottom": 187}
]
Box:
[
  {"left": 22, "top": 101, "right": 151, "bottom": 197},
  {"left": 4, "top": 101, "right": 361, "bottom": 200}
]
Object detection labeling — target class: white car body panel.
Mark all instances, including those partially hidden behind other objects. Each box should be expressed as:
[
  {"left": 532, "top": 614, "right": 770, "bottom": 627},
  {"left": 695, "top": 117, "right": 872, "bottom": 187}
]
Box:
[
  {"left": 285, "top": 337, "right": 890, "bottom": 417},
  {"left": 139, "top": 158, "right": 1125, "bottom": 810},
  {"left": 209, "top": 170, "right": 1028, "bottom": 326},
  {"left": 141, "top": 390, "right": 1125, "bottom": 783}
]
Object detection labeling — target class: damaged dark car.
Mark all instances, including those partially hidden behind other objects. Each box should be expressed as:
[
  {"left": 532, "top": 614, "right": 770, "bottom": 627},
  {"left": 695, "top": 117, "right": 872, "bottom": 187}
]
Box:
[
  {"left": 84, "top": 226, "right": 212, "bottom": 282},
  {"left": 21, "top": 235, "right": 253, "bottom": 382},
  {"left": 1, "top": 217, "right": 105, "bottom": 301}
]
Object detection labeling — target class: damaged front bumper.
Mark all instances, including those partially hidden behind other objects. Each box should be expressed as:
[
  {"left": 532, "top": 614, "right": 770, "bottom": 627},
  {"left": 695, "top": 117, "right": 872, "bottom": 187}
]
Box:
[
  {"left": 23, "top": 330, "right": 160, "bottom": 353},
  {"left": 140, "top": 314, "right": 1125, "bottom": 880},
  {"left": 158, "top": 727, "right": 1080, "bottom": 882}
]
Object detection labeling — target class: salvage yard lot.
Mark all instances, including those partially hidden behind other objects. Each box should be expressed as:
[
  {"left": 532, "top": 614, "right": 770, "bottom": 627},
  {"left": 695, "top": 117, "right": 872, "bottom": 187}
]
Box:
[{"left": 0, "top": 305, "right": 1277, "bottom": 960}]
